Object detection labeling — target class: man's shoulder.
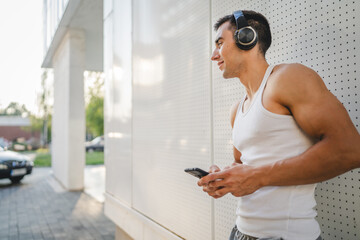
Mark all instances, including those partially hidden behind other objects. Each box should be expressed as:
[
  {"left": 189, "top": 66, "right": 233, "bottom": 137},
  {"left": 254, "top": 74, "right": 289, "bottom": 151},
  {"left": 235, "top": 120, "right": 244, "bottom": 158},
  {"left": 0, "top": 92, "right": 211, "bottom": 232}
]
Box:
[
  {"left": 274, "top": 63, "right": 316, "bottom": 79},
  {"left": 271, "top": 63, "right": 325, "bottom": 92},
  {"left": 270, "top": 63, "right": 328, "bottom": 106}
]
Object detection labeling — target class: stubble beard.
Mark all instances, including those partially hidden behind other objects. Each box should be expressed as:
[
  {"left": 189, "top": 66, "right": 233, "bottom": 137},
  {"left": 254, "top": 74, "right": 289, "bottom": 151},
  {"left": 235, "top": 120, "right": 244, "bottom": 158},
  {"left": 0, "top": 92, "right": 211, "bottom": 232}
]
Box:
[
  {"left": 222, "top": 62, "right": 242, "bottom": 79},
  {"left": 222, "top": 68, "right": 236, "bottom": 79}
]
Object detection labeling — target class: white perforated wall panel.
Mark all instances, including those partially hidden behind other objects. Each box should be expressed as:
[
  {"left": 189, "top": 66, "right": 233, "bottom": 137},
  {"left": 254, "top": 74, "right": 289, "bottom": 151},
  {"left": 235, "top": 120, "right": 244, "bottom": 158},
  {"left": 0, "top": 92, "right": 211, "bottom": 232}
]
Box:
[
  {"left": 132, "top": 0, "right": 212, "bottom": 239},
  {"left": 104, "top": 0, "right": 133, "bottom": 206},
  {"left": 212, "top": 1, "right": 360, "bottom": 240}
]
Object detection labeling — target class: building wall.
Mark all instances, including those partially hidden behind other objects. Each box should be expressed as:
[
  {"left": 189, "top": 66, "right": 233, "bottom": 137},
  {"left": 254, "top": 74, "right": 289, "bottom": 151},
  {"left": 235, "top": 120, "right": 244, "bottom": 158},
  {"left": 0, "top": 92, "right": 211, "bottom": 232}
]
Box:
[
  {"left": 103, "top": 0, "right": 133, "bottom": 205},
  {"left": 0, "top": 126, "right": 40, "bottom": 142},
  {"left": 0, "top": 116, "right": 40, "bottom": 142},
  {"left": 43, "top": 0, "right": 69, "bottom": 54},
  {"left": 104, "top": 1, "right": 360, "bottom": 239},
  {"left": 51, "top": 29, "right": 85, "bottom": 190},
  {"left": 131, "top": 0, "right": 212, "bottom": 239},
  {"left": 42, "top": 0, "right": 102, "bottom": 190}
]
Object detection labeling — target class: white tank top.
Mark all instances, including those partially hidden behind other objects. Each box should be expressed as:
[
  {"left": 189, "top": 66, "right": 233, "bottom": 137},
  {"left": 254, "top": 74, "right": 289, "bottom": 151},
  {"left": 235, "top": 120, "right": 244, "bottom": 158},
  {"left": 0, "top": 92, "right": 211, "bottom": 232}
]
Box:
[{"left": 232, "top": 65, "right": 321, "bottom": 240}]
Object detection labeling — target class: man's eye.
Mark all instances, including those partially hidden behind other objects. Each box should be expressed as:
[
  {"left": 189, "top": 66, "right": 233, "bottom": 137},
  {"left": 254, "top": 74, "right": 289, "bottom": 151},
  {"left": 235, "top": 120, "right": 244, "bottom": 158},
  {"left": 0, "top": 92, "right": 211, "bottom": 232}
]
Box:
[{"left": 218, "top": 42, "right": 223, "bottom": 47}]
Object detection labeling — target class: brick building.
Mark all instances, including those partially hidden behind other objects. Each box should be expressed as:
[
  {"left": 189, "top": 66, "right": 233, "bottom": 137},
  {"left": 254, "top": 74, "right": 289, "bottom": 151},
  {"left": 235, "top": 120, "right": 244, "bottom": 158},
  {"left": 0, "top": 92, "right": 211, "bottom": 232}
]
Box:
[{"left": 0, "top": 116, "right": 40, "bottom": 143}]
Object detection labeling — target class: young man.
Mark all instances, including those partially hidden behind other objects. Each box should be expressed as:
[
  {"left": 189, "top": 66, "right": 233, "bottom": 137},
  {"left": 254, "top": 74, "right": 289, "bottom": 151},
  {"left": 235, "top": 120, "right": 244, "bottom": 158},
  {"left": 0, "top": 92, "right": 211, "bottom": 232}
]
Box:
[{"left": 198, "top": 10, "right": 360, "bottom": 240}]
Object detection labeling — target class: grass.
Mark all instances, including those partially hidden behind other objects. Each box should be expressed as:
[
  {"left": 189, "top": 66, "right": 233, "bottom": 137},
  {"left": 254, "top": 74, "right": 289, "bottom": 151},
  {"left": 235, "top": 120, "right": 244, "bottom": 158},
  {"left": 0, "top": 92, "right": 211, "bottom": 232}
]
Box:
[
  {"left": 85, "top": 152, "right": 104, "bottom": 165},
  {"left": 33, "top": 150, "right": 104, "bottom": 167},
  {"left": 34, "top": 152, "right": 52, "bottom": 167}
]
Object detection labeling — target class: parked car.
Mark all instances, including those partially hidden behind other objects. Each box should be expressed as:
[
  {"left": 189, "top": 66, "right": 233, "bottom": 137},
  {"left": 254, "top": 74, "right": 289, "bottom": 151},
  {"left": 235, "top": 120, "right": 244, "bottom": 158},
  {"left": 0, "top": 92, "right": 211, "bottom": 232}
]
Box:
[
  {"left": 85, "top": 136, "right": 104, "bottom": 152},
  {"left": 0, "top": 146, "right": 33, "bottom": 183}
]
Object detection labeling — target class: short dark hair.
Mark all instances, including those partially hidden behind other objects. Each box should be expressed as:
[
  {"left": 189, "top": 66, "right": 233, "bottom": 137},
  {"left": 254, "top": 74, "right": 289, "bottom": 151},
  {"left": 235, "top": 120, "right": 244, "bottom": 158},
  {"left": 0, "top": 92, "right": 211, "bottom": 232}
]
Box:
[{"left": 214, "top": 10, "right": 272, "bottom": 56}]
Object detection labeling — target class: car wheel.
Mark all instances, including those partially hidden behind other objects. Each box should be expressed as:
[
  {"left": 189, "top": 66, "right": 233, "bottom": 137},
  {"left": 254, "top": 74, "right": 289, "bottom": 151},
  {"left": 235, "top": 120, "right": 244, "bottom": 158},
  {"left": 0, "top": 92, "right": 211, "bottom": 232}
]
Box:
[{"left": 10, "top": 176, "right": 24, "bottom": 184}]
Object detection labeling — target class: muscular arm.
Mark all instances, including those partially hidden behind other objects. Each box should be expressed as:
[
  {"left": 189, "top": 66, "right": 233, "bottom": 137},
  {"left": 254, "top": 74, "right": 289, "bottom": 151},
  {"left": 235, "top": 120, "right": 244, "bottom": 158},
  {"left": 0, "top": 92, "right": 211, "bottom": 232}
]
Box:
[
  {"left": 199, "top": 64, "right": 360, "bottom": 197},
  {"left": 260, "top": 64, "right": 360, "bottom": 186}
]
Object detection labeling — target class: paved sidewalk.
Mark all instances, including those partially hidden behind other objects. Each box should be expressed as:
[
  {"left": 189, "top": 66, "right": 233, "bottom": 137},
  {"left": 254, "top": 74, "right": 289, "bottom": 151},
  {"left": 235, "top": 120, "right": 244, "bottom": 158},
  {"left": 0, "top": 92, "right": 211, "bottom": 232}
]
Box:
[
  {"left": 0, "top": 167, "right": 115, "bottom": 240},
  {"left": 84, "top": 165, "right": 106, "bottom": 203}
]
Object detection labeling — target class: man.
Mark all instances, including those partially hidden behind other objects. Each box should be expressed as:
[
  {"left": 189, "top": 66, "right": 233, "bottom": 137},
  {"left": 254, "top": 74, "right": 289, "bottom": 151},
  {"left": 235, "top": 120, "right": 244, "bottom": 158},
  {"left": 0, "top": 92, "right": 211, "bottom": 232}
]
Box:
[{"left": 197, "top": 10, "right": 360, "bottom": 240}]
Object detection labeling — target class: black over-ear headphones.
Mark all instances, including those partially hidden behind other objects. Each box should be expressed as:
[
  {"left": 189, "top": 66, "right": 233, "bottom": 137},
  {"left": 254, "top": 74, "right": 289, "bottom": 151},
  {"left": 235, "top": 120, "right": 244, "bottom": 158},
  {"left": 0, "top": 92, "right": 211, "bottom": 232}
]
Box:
[{"left": 233, "top": 10, "right": 258, "bottom": 50}]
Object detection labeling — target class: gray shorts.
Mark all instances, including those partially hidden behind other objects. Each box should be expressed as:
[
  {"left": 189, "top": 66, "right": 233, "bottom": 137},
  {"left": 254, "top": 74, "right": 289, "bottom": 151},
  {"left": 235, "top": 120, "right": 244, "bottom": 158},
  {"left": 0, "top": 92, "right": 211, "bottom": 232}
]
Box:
[{"left": 229, "top": 226, "right": 322, "bottom": 240}]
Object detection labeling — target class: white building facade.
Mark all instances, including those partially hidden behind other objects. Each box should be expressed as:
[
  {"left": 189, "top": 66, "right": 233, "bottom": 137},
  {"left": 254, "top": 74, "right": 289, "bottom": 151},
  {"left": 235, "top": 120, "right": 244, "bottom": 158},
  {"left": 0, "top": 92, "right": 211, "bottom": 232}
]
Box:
[
  {"left": 42, "top": 0, "right": 103, "bottom": 190},
  {"left": 43, "top": 0, "right": 360, "bottom": 239}
]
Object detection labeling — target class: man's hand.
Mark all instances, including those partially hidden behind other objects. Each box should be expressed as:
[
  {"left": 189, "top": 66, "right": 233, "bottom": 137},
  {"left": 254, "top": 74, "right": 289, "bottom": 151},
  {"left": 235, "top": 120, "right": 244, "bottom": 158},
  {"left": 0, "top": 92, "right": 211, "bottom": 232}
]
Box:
[
  {"left": 198, "top": 163, "right": 264, "bottom": 199},
  {"left": 197, "top": 165, "right": 222, "bottom": 198}
]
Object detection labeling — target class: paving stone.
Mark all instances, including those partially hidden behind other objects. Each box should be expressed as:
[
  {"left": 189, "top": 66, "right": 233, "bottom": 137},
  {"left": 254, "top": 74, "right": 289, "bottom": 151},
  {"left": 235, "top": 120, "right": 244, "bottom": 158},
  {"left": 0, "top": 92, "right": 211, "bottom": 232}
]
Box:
[{"left": 0, "top": 168, "right": 115, "bottom": 240}]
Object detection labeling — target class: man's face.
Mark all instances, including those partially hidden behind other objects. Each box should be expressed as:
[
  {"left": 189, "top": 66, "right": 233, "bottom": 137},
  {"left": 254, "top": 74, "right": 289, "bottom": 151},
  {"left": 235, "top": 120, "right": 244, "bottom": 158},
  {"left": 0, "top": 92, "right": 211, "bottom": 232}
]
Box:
[{"left": 211, "top": 22, "right": 243, "bottom": 79}]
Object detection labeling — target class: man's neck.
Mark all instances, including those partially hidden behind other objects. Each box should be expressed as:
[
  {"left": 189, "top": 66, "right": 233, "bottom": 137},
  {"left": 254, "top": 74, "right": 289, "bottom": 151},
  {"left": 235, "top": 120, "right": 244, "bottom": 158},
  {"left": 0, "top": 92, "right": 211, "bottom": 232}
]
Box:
[{"left": 238, "top": 60, "right": 269, "bottom": 100}]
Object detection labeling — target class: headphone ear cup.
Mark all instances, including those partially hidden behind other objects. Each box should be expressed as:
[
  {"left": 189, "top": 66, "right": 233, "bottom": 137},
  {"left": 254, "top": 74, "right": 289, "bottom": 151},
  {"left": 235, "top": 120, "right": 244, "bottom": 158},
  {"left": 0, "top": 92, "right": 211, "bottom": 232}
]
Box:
[{"left": 234, "top": 27, "right": 258, "bottom": 50}]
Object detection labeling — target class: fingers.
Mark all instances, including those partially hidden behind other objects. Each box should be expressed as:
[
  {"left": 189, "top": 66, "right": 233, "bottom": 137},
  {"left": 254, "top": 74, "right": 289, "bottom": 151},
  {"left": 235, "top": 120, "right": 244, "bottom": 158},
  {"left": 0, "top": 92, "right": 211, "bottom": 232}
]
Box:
[
  {"left": 198, "top": 171, "right": 225, "bottom": 186},
  {"left": 223, "top": 162, "right": 240, "bottom": 172},
  {"left": 201, "top": 183, "right": 229, "bottom": 198},
  {"left": 198, "top": 165, "right": 220, "bottom": 186},
  {"left": 208, "top": 179, "right": 226, "bottom": 189},
  {"left": 202, "top": 178, "right": 226, "bottom": 192},
  {"left": 209, "top": 165, "right": 221, "bottom": 173},
  {"left": 201, "top": 184, "right": 218, "bottom": 193},
  {"left": 209, "top": 187, "right": 230, "bottom": 199}
]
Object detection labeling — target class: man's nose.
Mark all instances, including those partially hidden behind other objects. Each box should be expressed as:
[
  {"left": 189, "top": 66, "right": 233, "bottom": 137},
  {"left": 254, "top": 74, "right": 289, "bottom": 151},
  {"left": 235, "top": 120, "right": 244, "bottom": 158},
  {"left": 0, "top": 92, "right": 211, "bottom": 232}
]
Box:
[{"left": 211, "top": 48, "right": 219, "bottom": 61}]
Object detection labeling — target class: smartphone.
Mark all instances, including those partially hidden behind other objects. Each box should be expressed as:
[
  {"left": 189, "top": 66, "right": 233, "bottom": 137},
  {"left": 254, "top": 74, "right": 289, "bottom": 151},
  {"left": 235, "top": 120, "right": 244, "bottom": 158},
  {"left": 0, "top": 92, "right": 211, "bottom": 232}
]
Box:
[{"left": 184, "top": 168, "right": 209, "bottom": 179}]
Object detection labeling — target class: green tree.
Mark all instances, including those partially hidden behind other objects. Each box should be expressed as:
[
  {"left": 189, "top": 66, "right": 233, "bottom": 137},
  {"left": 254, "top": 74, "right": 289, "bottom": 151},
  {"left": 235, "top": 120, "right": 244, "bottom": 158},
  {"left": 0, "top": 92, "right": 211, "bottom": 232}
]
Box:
[
  {"left": 27, "top": 115, "right": 42, "bottom": 132},
  {"left": 0, "top": 102, "right": 30, "bottom": 116},
  {"left": 38, "top": 69, "right": 52, "bottom": 145},
  {"left": 86, "top": 95, "right": 104, "bottom": 136},
  {"left": 0, "top": 102, "right": 42, "bottom": 150},
  {"left": 85, "top": 72, "right": 104, "bottom": 137},
  {"left": 23, "top": 113, "right": 52, "bottom": 144}
]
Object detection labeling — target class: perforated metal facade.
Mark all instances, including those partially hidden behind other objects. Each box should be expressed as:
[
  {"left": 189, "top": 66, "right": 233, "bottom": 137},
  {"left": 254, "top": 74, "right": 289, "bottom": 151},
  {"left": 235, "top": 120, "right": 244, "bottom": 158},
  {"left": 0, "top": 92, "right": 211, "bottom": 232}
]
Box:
[
  {"left": 212, "top": 1, "right": 360, "bottom": 239},
  {"left": 104, "top": 1, "right": 360, "bottom": 239}
]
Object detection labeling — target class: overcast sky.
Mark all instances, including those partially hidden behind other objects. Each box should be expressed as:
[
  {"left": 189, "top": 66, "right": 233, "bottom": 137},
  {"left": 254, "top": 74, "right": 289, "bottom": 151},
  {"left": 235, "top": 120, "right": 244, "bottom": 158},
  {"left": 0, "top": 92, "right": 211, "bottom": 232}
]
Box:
[{"left": 0, "top": 0, "right": 43, "bottom": 114}]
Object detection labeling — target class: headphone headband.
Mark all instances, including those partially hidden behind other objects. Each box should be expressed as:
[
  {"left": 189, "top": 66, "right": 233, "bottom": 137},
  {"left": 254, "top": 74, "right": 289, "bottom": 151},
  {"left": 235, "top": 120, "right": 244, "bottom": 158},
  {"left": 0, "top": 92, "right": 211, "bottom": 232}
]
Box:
[{"left": 233, "top": 10, "right": 249, "bottom": 29}]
